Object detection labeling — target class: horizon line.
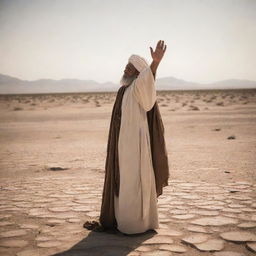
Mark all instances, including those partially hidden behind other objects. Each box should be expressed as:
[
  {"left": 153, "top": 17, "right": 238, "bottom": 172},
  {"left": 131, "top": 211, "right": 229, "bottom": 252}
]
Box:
[{"left": 1, "top": 72, "right": 256, "bottom": 85}]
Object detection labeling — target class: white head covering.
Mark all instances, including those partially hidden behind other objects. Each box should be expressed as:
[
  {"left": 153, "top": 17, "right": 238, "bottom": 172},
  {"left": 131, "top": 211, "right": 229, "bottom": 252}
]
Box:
[{"left": 128, "top": 54, "right": 149, "bottom": 72}]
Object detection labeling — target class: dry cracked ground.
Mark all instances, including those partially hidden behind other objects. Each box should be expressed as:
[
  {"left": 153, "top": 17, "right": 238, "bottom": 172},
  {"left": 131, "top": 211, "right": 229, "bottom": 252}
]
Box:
[{"left": 0, "top": 89, "right": 256, "bottom": 255}]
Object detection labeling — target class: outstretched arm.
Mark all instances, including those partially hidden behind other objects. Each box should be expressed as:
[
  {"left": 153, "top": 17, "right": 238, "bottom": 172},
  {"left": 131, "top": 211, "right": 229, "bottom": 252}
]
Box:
[{"left": 150, "top": 40, "right": 167, "bottom": 79}]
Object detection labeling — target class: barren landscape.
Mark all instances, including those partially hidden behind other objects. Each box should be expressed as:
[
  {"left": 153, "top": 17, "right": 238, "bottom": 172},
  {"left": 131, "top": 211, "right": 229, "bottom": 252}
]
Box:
[{"left": 0, "top": 88, "right": 255, "bottom": 256}]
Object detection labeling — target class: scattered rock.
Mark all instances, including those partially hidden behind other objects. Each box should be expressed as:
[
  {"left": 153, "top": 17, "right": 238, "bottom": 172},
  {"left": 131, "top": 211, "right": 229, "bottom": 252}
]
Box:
[
  {"left": 159, "top": 244, "right": 187, "bottom": 253},
  {"left": 48, "top": 167, "right": 69, "bottom": 171},
  {"left": 186, "top": 225, "right": 210, "bottom": 233},
  {"left": 143, "top": 235, "right": 174, "bottom": 244},
  {"left": 189, "top": 105, "right": 200, "bottom": 111},
  {"left": 220, "top": 231, "right": 256, "bottom": 242},
  {"left": 227, "top": 135, "right": 236, "bottom": 140},
  {"left": 13, "top": 107, "right": 23, "bottom": 111},
  {"left": 191, "top": 216, "right": 238, "bottom": 226},
  {"left": 194, "top": 239, "right": 224, "bottom": 252},
  {"left": 181, "top": 234, "right": 209, "bottom": 245}
]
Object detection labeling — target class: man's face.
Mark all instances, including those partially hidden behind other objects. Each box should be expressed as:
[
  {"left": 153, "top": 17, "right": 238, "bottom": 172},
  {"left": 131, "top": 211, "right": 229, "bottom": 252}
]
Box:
[
  {"left": 120, "top": 62, "right": 139, "bottom": 86},
  {"left": 124, "top": 62, "right": 138, "bottom": 77}
]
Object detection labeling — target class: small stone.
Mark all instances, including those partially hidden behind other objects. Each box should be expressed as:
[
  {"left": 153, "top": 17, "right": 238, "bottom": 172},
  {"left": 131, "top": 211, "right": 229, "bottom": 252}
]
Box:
[
  {"left": 0, "top": 239, "right": 28, "bottom": 247},
  {"left": 194, "top": 239, "right": 224, "bottom": 251},
  {"left": 246, "top": 242, "right": 256, "bottom": 252},
  {"left": 182, "top": 234, "right": 209, "bottom": 245},
  {"left": 220, "top": 231, "right": 256, "bottom": 242},
  {"left": 159, "top": 244, "right": 187, "bottom": 252}
]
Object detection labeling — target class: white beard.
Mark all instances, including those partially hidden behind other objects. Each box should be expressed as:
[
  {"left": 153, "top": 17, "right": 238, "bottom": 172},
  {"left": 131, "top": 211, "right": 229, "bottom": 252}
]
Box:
[{"left": 120, "top": 73, "right": 137, "bottom": 86}]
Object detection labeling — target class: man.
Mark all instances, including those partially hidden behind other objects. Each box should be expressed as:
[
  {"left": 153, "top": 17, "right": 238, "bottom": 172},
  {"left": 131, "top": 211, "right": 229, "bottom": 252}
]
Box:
[{"left": 83, "top": 40, "right": 169, "bottom": 235}]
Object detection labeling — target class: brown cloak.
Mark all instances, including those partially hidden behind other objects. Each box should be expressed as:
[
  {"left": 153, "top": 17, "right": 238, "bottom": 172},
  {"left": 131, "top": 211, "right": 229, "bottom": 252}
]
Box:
[{"left": 83, "top": 84, "right": 169, "bottom": 232}]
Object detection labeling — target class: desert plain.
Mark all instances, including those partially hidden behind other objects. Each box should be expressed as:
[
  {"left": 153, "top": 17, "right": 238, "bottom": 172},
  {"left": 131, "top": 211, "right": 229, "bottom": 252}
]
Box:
[{"left": 0, "top": 88, "right": 255, "bottom": 256}]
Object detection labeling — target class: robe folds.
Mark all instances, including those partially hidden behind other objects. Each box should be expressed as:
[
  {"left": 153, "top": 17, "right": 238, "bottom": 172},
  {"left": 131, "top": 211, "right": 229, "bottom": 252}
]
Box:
[{"left": 83, "top": 67, "right": 169, "bottom": 234}]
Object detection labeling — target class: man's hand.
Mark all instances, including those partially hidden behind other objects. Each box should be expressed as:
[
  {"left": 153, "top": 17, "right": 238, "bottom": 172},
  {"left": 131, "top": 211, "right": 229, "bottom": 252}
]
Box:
[
  {"left": 150, "top": 40, "right": 167, "bottom": 63},
  {"left": 150, "top": 40, "right": 167, "bottom": 78}
]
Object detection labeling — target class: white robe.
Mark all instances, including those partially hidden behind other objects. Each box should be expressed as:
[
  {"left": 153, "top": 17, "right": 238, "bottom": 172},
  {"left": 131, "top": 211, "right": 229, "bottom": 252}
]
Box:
[{"left": 114, "top": 67, "right": 159, "bottom": 234}]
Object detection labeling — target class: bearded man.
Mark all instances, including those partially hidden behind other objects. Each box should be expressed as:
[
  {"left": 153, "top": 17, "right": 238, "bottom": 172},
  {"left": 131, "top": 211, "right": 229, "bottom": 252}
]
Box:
[{"left": 84, "top": 40, "right": 169, "bottom": 235}]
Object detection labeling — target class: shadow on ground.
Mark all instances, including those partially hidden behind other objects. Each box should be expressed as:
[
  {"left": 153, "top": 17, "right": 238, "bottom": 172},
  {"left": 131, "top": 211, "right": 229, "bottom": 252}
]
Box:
[{"left": 52, "top": 228, "right": 157, "bottom": 256}]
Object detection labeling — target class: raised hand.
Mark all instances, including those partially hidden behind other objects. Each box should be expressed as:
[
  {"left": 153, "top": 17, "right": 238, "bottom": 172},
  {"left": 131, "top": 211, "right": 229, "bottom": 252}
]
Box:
[{"left": 150, "top": 40, "right": 167, "bottom": 63}]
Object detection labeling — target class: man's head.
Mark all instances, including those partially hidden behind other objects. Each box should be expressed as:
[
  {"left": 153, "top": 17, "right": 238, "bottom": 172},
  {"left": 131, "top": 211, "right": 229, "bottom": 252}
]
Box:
[
  {"left": 120, "top": 54, "right": 149, "bottom": 86},
  {"left": 120, "top": 62, "right": 139, "bottom": 86}
]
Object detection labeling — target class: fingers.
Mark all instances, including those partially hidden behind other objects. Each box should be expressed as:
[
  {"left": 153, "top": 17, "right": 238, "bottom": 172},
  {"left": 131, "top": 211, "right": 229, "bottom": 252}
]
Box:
[
  {"left": 160, "top": 40, "right": 164, "bottom": 49},
  {"left": 156, "top": 40, "right": 166, "bottom": 50},
  {"left": 150, "top": 47, "right": 154, "bottom": 56},
  {"left": 156, "top": 40, "right": 161, "bottom": 48},
  {"left": 163, "top": 44, "right": 167, "bottom": 53}
]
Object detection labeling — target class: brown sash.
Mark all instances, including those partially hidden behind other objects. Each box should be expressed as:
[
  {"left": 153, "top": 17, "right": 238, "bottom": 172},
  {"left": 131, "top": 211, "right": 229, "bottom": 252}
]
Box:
[{"left": 83, "top": 85, "right": 169, "bottom": 232}]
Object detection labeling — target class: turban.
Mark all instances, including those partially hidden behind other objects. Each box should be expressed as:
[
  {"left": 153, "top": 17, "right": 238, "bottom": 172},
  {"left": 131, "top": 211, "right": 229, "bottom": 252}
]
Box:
[{"left": 128, "top": 54, "right": 149, "bottom": 72}]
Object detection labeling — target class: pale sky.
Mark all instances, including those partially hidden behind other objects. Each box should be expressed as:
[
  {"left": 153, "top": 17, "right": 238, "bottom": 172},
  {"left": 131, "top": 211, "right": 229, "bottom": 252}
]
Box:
[{"left": 0, "top": 0, "right": 255, "bottom": 84}]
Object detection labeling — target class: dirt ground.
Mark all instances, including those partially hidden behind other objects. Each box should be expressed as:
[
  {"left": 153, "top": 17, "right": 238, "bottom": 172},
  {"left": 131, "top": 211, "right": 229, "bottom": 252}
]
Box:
[
  {"left": 0, "top": 89, "right": 255, "bottom": 183},
  {"left": 0, "top": 88, "right": 255, "bottom": 256}
]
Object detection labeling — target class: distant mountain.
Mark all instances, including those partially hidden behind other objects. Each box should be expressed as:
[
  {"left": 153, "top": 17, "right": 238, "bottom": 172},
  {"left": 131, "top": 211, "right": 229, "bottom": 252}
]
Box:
[
  {"left": 0, "top": 73, "right": 255, "bottom": 94},
  {"left": 156, "top": 77, "right": 256, "bottom": 90}
]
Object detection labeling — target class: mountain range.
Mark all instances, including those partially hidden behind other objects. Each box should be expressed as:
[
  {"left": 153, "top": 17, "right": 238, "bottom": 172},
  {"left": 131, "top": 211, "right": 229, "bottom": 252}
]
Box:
[{"left": 0, "top": 73, "right": 256, "bottom": 94}]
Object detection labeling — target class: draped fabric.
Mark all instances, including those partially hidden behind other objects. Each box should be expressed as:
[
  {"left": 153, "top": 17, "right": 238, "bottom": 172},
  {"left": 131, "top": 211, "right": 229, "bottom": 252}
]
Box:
[{"left": 83, "top": 79, "right": 169, "bottom": 233}]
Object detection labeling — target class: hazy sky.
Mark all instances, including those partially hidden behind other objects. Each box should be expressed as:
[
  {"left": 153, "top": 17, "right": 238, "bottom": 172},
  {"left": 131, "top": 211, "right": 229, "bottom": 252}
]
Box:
[{"left": 0, "top": 0, "right": 255, "bottom": 84}]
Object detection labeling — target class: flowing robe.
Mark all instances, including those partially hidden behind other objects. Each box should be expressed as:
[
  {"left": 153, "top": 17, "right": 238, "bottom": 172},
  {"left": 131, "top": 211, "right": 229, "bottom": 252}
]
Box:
[{"left": 114, "top": 67, "right": 159, "bottom": 234}]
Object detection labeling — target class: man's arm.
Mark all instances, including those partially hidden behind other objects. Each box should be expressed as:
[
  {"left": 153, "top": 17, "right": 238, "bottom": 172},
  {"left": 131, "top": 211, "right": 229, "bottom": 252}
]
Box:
[
  {"left": 150, "top": 61, "right": 160, "bottom": 80},
  {"left": 150, "top": 40, "right": 167, "bottom": 79}
]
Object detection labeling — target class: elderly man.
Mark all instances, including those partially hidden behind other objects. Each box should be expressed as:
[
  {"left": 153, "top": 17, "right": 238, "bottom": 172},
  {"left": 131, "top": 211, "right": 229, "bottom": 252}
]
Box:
[{"left": 84, "top": 40, "right": 169, "bottom": 235}]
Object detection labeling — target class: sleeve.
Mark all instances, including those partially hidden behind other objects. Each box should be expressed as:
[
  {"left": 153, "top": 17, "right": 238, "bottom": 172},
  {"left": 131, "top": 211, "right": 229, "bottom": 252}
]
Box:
[{"left": 133, "top": 66, "right": 156, "bottom": 112}]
